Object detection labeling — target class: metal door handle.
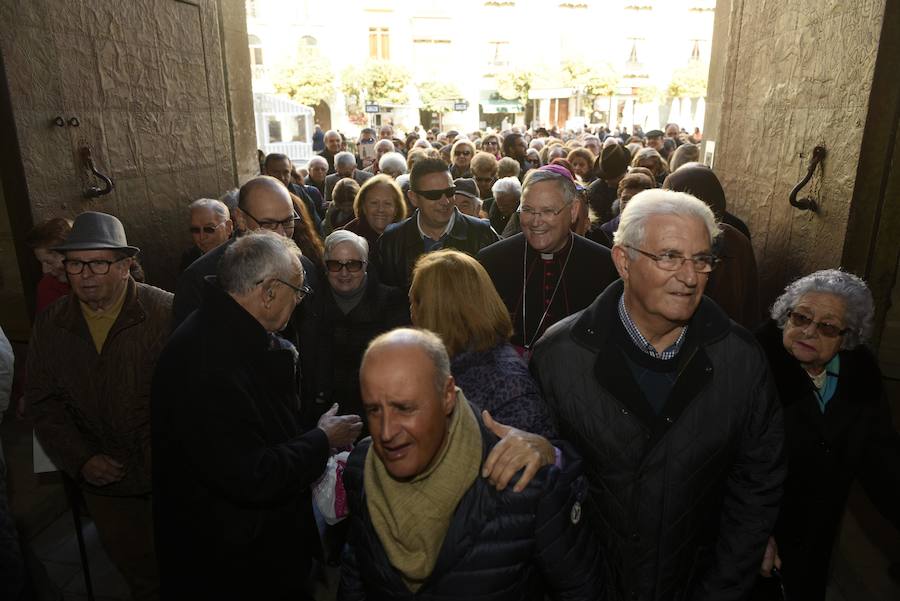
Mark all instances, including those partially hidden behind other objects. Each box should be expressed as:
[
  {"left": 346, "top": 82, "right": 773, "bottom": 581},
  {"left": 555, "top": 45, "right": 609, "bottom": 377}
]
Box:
[
  {"left": 789, "top": 146, "right": 826, "bottom": 212},
  {"left": 79, "top": 146, "right": 114, "bottom": 198}
]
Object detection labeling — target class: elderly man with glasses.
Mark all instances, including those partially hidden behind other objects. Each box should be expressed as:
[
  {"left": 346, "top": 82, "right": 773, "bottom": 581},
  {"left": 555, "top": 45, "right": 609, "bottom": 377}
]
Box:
[
  {"left": 179, "top": 197, "right": 233, "bottom": 272},
  {"left": 372, "top": 158, "right": 498, "bottom": 289},
  {"left": 531, "top": 189, "right": 785, "bottom": 601},
  {"left": 27, "top": 212, "right": 173, "bottom": 600},
  {"left": 153, "top": 231, "right": 362, "bottom": 600}
]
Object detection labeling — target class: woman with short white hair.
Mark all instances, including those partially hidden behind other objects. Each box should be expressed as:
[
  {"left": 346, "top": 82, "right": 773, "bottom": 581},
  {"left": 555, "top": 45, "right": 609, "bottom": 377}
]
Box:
[
  {"left": 754, "top": 269, "right": 900, "bottom": 600},
  {"left": 314, "top": 230, "right": 410, "bottom": 425},
  {"left": 486, "top": 176, "right": 521, "bottom": 234}
]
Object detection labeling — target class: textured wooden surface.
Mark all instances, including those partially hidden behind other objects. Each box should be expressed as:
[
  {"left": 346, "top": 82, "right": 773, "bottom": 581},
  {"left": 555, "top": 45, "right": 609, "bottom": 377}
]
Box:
[
  {"left": 0, "top": 0, "right": 256, "bottom": 293},
  {"left": 712, "top": 0, "right": 886, "bottom": 308}
]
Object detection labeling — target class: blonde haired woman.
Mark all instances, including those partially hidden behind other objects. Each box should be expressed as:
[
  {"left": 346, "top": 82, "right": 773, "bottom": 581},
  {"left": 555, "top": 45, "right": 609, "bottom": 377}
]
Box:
[{"left": 409, "top": 249, "right": 556, "bottom": 437}]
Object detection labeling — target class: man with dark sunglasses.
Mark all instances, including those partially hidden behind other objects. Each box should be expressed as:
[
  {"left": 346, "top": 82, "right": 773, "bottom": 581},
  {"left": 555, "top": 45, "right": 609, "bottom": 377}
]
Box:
[
  {"left": 179, "top": 198, "right": 233, "bottom": 273},
  {"left": 372, "top": 158, "right": 498, "bottom": 288}
]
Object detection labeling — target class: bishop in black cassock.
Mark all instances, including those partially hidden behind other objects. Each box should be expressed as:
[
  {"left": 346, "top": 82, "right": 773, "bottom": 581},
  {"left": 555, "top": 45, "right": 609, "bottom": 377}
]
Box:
[{"left": 478, "top": 232, "right": 618, "bottom": 354}]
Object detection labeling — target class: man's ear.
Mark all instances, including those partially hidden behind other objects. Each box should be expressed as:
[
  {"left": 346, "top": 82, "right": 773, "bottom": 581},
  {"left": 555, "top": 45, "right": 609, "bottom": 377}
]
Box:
[
  {"left": 260, "top": 279, "right": 276, "bottom": 308},
  {"left": 224, "top": 219, "right": 234, "bottom": 237},
  {"left": 568, "top": 198, "right": 582, "bottom": 225},
  {"left": 443, "top": 375, "right": 457, "bottom": 416},
  {"left": 611, "top": 245, "right": 630, "bottom": 282},
  {"left": 233, "top": 209, "right": 248, "bottom": 232},
  {"left": 120, "top": 256, "right": 135, "bottom": 278},
  {"left": 407, "top": 190, "right": 420, "bottom": 209}
]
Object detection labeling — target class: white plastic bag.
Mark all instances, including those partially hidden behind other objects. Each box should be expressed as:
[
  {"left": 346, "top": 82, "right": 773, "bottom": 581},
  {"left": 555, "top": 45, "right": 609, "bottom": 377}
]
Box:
[{"left": 312, "top": 451, "right": 350, "bottom": 525}]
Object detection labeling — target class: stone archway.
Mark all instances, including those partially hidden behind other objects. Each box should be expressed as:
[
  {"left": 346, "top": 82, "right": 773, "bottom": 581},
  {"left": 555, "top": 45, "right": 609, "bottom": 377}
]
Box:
[{"left": 314, "top": 101, "right": 332, "bottom": 131}]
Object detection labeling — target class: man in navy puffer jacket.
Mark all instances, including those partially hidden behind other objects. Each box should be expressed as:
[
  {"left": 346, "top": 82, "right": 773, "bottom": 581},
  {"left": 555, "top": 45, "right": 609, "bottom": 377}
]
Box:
[{"left": 338, "top": 328, "right": 603, "bottom": 601}]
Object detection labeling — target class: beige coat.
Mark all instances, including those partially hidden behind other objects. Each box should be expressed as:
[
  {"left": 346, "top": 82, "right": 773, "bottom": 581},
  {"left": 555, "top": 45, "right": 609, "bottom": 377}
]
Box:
[{"left": 26, "top": 279, "right": 172, "bottom": 495}]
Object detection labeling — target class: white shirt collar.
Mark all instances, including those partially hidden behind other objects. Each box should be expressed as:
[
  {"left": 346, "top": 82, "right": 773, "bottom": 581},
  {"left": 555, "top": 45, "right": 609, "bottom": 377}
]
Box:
[{"left": 416, "top": 209, "right": 456, "bottom": 241}]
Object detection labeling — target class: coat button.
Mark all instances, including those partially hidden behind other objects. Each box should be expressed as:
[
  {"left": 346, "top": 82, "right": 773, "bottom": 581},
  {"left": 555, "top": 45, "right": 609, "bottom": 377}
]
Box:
[
  {"left": 631, "top": 532, "right": 640, "bottom": 542},
  {"left": 664, "top": 416, "right": 674, "bottom": 424},
  {"left": 705, "top": 366, "right": 713, "bottom": 373},
  {"left": 621, "top": 408, "right": 629, "bottom": 415}
]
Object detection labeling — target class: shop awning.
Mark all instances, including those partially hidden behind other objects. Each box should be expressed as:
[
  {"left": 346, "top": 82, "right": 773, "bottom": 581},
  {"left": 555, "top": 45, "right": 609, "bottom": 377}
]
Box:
[{"left": 479, "top": 91, "right": 524, "bottom": 113}]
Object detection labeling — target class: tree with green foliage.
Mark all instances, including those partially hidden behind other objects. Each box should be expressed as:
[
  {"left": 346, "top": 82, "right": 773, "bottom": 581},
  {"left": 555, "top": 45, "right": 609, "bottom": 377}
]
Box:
[
  {"left": 562, "top": 59, "right": 619, "bottom": 120},
  {"left": 496, "top": 69, "right": 534, "bottom": 123},
  {"left": 667, "top": 63, "right": 708, "bottom": 98},
  {"left": 417, "top": 81, "right": 463, "bottom": 114},
  {"left": 341, "top": 60, "right": 412, "bottom": 109},
  {"left": 496, "top": 69, "right": 534, "bottom": 103},
  {"left": 271, "top": 54, "right": 334, "bottom": 107},
  {"left": 636, "top": 85, "right": 660, "bottom": 105}
]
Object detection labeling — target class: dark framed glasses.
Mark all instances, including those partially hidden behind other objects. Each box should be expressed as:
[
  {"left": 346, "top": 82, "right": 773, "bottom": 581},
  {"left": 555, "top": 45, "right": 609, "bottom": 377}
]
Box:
[
  {"left": 325, "top": 259, "right": 366, "bottom": 273},
  {"left": 63, "top": 258, "right": 128, "bottom": 275},
  {"left": 787, "top": 310, "right": 848, "bottom": 338},
  {"left": 242, "top": 208, "right": 300, "bottom": 231},
  {"left": 413, "top": 187, "right": 456, "bottom": 201}
]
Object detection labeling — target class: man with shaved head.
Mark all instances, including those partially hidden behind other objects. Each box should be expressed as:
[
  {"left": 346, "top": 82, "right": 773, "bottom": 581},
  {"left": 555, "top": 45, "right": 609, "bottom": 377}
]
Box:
[{"left": 339, "top": 328, "right": 603, "bottom": 599}]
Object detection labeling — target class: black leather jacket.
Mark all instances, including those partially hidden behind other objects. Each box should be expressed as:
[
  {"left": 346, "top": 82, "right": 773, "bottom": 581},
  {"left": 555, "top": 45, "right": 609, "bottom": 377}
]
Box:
[{"left": 371, "top": 208, "right": 498, "bottom": 288}]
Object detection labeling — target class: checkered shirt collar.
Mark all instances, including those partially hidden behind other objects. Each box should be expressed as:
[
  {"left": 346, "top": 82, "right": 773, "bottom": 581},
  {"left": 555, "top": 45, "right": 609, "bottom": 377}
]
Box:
[{"left": 617, "top": 293, "right": 688, "bottom": 360}]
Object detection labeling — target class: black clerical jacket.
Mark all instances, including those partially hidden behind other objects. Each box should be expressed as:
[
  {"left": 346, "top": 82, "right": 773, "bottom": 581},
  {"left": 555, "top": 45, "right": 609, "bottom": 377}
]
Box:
[{"left": 478, "top": 233, "right": 617, "bottom": 350}]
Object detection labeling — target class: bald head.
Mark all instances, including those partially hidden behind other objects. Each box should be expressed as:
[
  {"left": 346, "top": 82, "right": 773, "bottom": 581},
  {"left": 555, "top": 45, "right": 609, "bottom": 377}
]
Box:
[
  {"left": 362, "top": 328, "right": 451, "bottom": 396},
  {"left": 236, "top": 176, "right": 294, "bottom": 235}
]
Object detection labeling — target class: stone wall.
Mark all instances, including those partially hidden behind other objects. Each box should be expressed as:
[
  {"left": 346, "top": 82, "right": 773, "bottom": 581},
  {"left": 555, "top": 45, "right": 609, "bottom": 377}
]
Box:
[
  {"left": 0, "top": 0, "right": 255, "bottom": 295},
  {"left": 707, "top": 0, "right": 887, "bottom": 307}
]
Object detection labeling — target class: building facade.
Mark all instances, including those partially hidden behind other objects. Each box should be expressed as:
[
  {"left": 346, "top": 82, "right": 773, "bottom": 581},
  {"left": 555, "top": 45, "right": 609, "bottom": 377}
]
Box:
[{"left": 245, "top": 0, "right": 715, "bottom": 134}]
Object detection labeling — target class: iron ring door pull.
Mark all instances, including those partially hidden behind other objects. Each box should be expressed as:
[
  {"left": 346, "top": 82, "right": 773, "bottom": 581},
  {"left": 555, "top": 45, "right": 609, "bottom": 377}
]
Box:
[
  {"left": 79, "top": 147, "right": 114, "bottom": 198},
  {"left": 789, "top": 145, "right": 826, "bottom": 212},
  {"left": 53, "top": 116, "right": 65, "bottom": 127},
  {"left": 68, "top": 117, "right": 80, "bottom": 127}
]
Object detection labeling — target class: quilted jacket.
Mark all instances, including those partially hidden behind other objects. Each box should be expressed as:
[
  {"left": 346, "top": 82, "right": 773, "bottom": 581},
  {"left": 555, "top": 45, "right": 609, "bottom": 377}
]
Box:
[
  {"left": 338, "top": 407, "right": 604, "bottom": 601},
  {"left": 531, "top": 280, "right": 785, "bottom": 601},
  {"left": 27, "top": 279, "right": 173, "bottom": 495}
]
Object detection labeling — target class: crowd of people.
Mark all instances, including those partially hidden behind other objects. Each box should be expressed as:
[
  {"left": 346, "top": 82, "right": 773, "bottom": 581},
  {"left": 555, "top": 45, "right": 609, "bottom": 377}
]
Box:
[{"left": 0, "top": 120, "right": 898, "bottom": 601}]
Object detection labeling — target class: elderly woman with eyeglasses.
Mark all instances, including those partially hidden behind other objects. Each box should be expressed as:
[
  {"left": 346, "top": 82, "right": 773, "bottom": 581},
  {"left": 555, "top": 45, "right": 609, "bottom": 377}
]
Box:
[
  {"left": 754, "top": 269, "right": 900, "bottom": 600},
  {"left": 312, "top": 230, "right": 409, "bottom": 425}
]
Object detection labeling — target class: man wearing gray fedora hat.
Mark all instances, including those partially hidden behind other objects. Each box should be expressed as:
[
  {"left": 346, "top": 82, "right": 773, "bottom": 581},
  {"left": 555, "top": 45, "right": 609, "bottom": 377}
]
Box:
[{"left": 26, "top": 211, "right": 172, "bottom": 600}]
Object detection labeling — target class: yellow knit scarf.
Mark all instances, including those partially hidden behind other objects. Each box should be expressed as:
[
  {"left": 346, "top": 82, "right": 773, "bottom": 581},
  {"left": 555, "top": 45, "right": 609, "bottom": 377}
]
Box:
[{"left": 364, "top": 392, "right": 482, "bottom": 592}]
